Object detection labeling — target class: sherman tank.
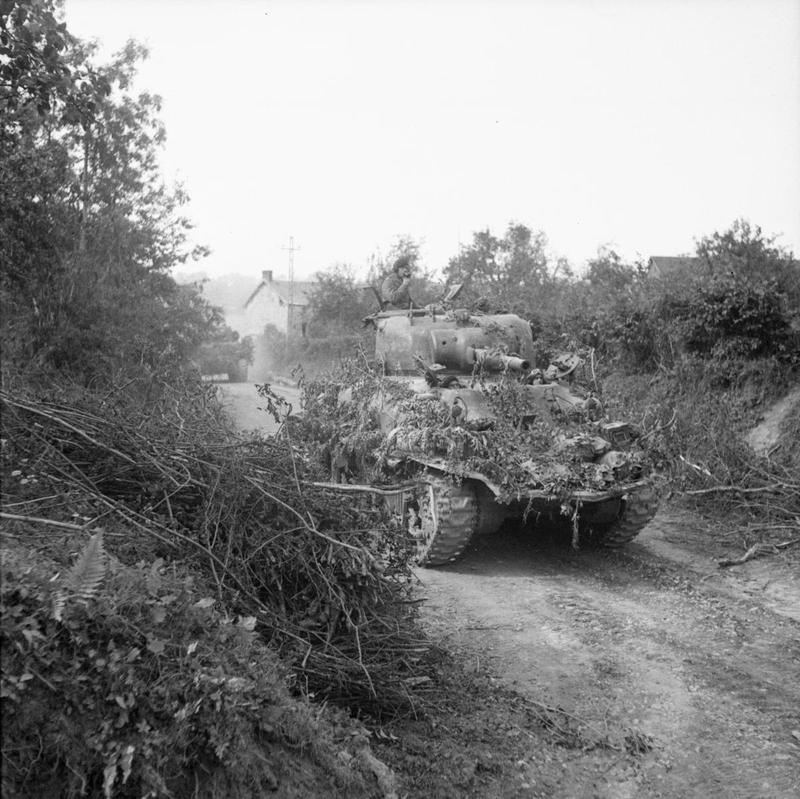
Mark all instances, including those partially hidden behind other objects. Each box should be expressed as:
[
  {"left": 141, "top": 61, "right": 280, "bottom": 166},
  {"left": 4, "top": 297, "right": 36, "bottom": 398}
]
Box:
[{"left": 311, "top": 296, "right": 659, "bottom": 566}]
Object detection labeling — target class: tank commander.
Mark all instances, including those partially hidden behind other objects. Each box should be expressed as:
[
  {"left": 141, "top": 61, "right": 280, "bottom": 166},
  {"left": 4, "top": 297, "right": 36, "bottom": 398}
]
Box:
[{"left": 381, "top": 255, "right": 415, "bottom": 309}]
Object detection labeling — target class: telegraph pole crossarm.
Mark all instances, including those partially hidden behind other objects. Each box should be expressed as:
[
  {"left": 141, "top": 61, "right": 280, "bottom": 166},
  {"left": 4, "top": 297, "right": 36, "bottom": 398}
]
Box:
[{"left": 281, "top": 236, "right": 300, "bottom": 329}]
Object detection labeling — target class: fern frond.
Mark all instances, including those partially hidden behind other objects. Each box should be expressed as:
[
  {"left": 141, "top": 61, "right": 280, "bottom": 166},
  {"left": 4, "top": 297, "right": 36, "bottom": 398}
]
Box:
[{"left": 66, "top": 530, "right": 106, "bottom": 601}]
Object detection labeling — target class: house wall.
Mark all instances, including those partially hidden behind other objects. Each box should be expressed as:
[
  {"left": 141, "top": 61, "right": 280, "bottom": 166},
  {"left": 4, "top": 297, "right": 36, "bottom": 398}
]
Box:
[
  {"left": 241, "top": 288, "right": 289, "bottom": 337},
  {"left": 241, "top": 276, "right": 312, "bottom": 380}
]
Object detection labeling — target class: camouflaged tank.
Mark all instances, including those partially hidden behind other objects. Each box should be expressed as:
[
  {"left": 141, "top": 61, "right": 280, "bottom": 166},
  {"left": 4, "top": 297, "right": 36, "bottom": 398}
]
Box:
[{"left": 321, "top": 300, "right": 659, "bottom": 566}]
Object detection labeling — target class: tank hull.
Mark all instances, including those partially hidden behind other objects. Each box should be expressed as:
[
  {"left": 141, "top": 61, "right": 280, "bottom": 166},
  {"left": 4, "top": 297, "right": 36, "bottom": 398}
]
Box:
[{"left": 315, "top": 306, "right": 660, "bottom": 565}]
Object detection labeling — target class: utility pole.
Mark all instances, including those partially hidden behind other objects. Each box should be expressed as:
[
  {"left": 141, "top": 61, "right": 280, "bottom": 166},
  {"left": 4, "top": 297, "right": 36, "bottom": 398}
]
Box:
[
  {"left": 281, "top": 236, "right": 300, "bottom": 304},
  {"left": 281, "top": 236, "right": 300, "bottom": 333}
]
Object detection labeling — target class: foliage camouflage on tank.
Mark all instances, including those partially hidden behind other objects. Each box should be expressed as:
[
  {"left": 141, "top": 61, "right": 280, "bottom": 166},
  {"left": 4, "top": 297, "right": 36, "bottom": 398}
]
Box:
[{"left": 299, "top": 301, "right": 660, "bottom": 565}]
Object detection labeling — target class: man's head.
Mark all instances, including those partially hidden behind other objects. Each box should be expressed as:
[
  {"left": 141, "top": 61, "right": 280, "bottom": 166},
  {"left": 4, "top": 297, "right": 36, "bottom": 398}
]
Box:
[{"left": 392, "top": 255, "right": 412, "bottom": 277}]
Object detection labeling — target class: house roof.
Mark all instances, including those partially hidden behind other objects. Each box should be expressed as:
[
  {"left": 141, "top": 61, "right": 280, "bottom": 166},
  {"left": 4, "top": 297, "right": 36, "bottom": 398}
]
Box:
[
  {"left": 244, "top": 277, "right": 315, "bottom": 308},
  {"left": 647, "top": 256, "right": 709, "bottom": 278}
]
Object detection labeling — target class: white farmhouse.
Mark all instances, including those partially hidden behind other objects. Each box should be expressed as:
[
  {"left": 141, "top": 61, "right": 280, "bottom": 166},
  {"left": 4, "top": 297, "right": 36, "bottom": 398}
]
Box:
[
  {"left": 241, "top": 270, "right": 314, "bottom": 379},
  {"left": 242, "top": 270, "right": 314, "bottom": 338}
]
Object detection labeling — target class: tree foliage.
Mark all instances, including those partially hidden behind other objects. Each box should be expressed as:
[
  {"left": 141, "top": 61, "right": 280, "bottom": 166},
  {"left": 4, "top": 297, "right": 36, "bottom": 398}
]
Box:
[
  {"left": 306, "top": 263, "right": 374, "bottom": 332},
  {"left": 542, "top": 224, "right": 799, "bottom": 373},
  {"left": 697, "top": 218, "right": 798, "bottom": 289},
  {"left": 444, "top": 223, "right": 570, "bottom": 314},
  {"left": 192, "top": 319, "right": 253, "bottom": 381},
  {"left": 0, "top": 0, "right": 99, "bottom": 118},
  {"left": 0, "top": 0, "right": 214, "bottom": 383}
]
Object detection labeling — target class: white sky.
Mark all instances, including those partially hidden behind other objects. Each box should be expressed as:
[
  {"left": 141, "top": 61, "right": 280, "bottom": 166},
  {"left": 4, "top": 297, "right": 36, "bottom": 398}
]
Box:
[{"left": 66, "top": 0, "right": 800, "bottom": 282}]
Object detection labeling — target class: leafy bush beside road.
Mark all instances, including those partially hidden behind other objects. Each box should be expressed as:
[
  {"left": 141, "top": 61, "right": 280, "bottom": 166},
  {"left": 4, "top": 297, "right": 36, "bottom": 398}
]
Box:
[
  {"left": 1, "top": 374, "right": 422, "bottom": 797},
  {"left": 1, "top": 542, "right": 379, "bottom": 799}
]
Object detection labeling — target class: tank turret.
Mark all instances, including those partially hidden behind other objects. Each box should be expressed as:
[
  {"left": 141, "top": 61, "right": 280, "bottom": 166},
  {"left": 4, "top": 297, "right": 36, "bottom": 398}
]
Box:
[{"left": 373, "top": 308, "right": 534, "bottom": 376}]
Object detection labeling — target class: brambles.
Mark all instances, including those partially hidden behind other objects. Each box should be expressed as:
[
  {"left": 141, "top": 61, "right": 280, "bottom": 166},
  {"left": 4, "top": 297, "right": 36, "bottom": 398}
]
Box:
[
  {"left": 1, "top": 542, "right": 381, "bottom": 798},
  {"left": 1, "top": 374, "right": 426, "bottom": 796},
  {"left": 600, "top": 359, "right": 800, "bottom": 544},
  {"left": 0, "top": 378, "right": 425, "bottom": 710}
]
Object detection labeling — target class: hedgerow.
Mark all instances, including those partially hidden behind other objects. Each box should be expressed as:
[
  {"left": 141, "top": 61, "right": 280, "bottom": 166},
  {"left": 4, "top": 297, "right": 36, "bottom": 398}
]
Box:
[
  {"left": 0, "top": 371, "right": 425, "bottom": 796},
  {"left": 1, "top": 541, "right": 379, "bottom": 798}
]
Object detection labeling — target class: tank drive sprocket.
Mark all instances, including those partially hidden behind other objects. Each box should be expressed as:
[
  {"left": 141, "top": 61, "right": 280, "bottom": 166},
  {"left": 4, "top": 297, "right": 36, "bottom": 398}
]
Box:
[{"left": 598, "top": 487, "right": 659, "bottom": 548}]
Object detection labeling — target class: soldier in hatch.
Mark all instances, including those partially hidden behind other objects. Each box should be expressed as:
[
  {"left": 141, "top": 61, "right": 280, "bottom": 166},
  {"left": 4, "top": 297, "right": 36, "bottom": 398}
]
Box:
[{"left": 381, "top": 255, "right": 415, "bottom": 309}]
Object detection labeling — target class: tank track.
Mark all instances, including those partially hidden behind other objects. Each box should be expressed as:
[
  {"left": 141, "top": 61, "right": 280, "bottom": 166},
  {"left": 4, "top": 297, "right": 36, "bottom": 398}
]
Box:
[
  {"left": 473, "top": 487, "right": 509, "bottom": 536},
  {"left": 600, "top": 487, "right": 659, "bottom": 548},
  {"left": 410, "top": 477, "right": 478, "bottom": 566}
]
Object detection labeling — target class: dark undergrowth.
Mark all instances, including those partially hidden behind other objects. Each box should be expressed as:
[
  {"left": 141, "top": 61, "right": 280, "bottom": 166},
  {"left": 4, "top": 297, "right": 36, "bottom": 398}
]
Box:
[{"left": 1, "top": 369, "right": 427, "bottom": 798}]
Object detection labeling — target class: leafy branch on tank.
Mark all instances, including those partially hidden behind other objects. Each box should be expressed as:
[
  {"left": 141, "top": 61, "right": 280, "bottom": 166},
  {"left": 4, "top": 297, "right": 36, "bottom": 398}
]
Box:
[{"left": 292, "top": 354, "right": 654, "bottom": 507}]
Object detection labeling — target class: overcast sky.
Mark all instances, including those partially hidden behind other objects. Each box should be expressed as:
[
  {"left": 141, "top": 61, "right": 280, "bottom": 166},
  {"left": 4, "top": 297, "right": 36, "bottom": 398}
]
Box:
[{"left": 66, "top": 0, "right": 800, "bottom": 282}]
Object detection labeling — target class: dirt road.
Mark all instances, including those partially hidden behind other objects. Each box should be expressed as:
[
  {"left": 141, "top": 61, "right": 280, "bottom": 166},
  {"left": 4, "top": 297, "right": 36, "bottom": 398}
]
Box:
[
  {"left": 216, "top": 381, "right": 301, "bottom": 433},
  {"left": 413, "top": 513, "right": 800, "bottom": 798}
]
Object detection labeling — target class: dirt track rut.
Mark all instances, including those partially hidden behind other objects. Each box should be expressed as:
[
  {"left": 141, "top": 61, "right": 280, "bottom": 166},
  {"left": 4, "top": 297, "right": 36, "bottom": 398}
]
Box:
[{"left": 414, "top": 513, "right": 800, "bottom": 798}]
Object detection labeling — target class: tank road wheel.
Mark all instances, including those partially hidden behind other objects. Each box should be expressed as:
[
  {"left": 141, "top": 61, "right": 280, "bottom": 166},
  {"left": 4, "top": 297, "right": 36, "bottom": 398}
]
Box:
[
  {"left": 407, "top": 477, "right": 479, "bottom": 566},
  {"left": 597, "top": 487, "right": 659, "bottom": 548}
]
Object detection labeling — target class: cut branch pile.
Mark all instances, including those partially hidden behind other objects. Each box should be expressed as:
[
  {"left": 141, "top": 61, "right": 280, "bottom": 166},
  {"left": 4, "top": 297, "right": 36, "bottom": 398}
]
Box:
[
  {"left": 681, "top": 434, "right": 799, "bottom": 542},
  {"left": 0, "top": 381, "right": 427, "bottom": 717},
  {"left": 675, "top": 395, "right": 800, "bottom": 550}
]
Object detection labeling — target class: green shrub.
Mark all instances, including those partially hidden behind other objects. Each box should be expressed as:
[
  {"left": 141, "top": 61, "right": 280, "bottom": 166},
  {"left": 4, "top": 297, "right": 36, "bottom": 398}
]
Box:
[
  {"left": 678, "top": 275, "right": 796, "bottom": 361},
  {"left": 193, "top": 323, "right": 253, "bottom": 380},
  {"left": 1, "top": 542, "right": 376, "bottom": 799}
]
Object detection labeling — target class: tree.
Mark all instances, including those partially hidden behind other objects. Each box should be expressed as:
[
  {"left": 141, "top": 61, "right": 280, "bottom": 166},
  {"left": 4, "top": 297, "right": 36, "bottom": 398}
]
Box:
[
  {"left": 443, "top": 223, "right": 557, "bottom": 312},
  {"left": 584, "top": 247, "right": 643, "bottom": 296},
  {"left": 193, "top": 320, "right": 253, "bottom": 381},
  {"left": 1, "top": 0, "right": 111, "bottom": 286},
  {"left": 0, "top": 0, "right": 98, "bottom": 119},
  {"left": 1, "top": 0, "right": 214, "bottom": 382},
  {"left": 696, "top": 218, "right": 798, "bottom": 296},
  {"left": 306, "top": 264, "right": 374, "bottom": 332},
  {"left": 577, "top": 222, "right": 800, "bottom": 369},
  {"left": 545, "top": 248, "right": 646, "bottom": 359},
  {"left": 681, "top": 220, "right": 799, "bottom": 360}
]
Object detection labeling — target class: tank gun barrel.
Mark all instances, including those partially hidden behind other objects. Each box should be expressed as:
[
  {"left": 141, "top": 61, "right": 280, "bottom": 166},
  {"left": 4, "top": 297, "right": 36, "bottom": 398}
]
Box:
[{"left": 471, "top": 347, "right": 530, "bottom": 372}]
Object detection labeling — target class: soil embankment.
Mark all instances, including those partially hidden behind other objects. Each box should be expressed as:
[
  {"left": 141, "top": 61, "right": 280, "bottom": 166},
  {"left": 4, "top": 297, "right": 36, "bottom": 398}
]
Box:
[{"left": 746, "top": 386, "right": 800, "bottom": 455}]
